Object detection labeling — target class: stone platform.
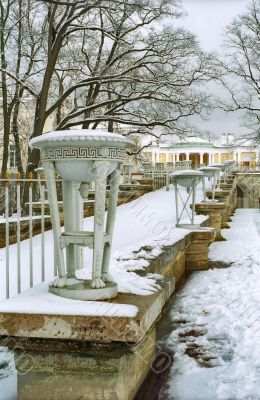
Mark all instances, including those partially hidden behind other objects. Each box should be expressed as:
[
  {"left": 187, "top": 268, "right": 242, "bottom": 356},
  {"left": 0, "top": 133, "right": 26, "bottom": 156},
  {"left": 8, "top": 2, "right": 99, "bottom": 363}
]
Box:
[
  {"left": 0, "top": 224, "right": 216, "bottom": 348},
  {"left": 0, "top": 221, "right": 217, "bottom": 400},
  {"left": 0, "top": 278, "right": 174, "bottom": 344}
]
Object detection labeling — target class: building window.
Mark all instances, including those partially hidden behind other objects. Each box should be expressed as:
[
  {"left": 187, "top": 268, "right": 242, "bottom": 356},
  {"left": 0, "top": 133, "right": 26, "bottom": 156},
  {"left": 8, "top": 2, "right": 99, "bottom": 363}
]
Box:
[{"left": 9, "top": 144, "right": 17, "bottom": 168}]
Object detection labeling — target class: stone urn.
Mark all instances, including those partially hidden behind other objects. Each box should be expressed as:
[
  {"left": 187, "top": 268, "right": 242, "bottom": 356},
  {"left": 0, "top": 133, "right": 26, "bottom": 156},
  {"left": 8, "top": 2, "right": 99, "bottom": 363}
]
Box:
[
  {"left": 210, "top": 163, "right": 227, "bottom": 182},
  {"left": 223, "top": 160, "right": 235, "bottom": 178},
  {"left": 170, "top": 170, "right": 204, "bottom": 228},
  {"left": 30, "top": 129, "right": 134, "bottom": 300},
  {"left": 122, "top": 163, "right": 133, "bottom": 184},
  {"left": 198, "top": 166, "right": 220, "bottom": 202}
]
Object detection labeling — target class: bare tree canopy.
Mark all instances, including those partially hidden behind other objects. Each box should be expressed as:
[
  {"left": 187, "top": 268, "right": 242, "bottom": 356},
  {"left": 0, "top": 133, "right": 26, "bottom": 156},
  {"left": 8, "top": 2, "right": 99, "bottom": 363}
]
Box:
[
  {"left": 0, "top": 0, "right": 217, "bottom": 174},
  {"left": 220, "top": 0, "right": 260, "bottom": 142}
]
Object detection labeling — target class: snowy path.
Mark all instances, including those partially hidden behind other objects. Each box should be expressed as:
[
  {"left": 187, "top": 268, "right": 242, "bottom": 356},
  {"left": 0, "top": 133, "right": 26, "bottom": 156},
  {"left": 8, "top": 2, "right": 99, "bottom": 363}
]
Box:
[{"left": 161, "top": 209, "right": 260, "bottom": 400}]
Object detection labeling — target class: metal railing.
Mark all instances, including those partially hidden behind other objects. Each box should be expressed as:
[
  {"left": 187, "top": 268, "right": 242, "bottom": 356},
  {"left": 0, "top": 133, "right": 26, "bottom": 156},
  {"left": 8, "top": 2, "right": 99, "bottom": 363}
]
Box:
[
  {"left": 0, "top": 176, "right": 55, "bottom": 301},
  {"left": 141, "top": 161, "right": 193, "bottom": 190},
  {"left": 235, "top": 165, "right": 260, "bottom": 173}
]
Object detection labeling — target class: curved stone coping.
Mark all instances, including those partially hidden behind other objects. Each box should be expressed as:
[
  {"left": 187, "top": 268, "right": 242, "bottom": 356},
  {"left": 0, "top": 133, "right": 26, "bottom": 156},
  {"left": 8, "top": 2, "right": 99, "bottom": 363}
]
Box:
[
  {"left": 223, "top": 160, "right": 235, "bottom": 165},
  {"left": 170, "top": 170, "right": 204, "bottom": 177},
  {"left": 30, "top": 129, "right": 135, "bottom": 149},
  {"left": 195, "top": 202, "right": 227, "bottom": 211},
  {"left": 209, "top": 163, "right": 226, "bottom": 171},
  {"left": 199, "top": 166, "right": 220, "bottom": 173}
]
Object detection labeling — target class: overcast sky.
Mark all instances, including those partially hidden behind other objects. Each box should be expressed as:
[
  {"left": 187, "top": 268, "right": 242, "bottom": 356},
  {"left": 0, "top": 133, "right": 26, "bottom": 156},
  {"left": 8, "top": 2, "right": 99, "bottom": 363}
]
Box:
[{"left": 179, "top": 0, "right": 251, "bottom": 138}]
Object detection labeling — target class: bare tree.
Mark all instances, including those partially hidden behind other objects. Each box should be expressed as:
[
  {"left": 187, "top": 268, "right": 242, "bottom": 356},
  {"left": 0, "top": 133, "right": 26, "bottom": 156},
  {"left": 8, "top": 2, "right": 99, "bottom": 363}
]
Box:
[
  {"left": 27, "top": 0, "right": 182, "bottom": 167},
  {"left": 29, "top": 1, "right": 216, "bottom": 148},
  {"left": 0, "top": 0, "right": 44, "bottom": 176},
  {"left": 219, "top": 0, "right": 260, "bottom": 142},
  {"left": 0, "top": 0, "right": 218, "bottom": 175}
]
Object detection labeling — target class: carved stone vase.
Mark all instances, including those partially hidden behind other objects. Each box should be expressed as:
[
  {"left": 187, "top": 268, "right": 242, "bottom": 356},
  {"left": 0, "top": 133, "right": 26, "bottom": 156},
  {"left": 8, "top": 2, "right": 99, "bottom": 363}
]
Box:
[{"left": 30, "top": 129, "right": 134, "bottom": 300}]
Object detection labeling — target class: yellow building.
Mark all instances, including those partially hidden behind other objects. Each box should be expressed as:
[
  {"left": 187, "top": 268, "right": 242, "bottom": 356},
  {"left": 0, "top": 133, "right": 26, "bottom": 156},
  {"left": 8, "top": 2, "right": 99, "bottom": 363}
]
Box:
[{"left": 142, "top": 135, "right": 258, "bottom": 168}]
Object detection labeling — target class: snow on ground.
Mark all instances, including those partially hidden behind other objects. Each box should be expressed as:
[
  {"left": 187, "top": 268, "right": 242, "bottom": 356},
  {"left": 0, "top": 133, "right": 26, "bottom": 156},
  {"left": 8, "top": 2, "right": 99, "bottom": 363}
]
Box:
[
  {"left": 0, "top": 186, "right": 206, "bottom": 303},
  {"left": 161, "top": 209, "right": 260, "bottom": 400},
  {"left": 0, "top": 349, "right": 16, "bottom": 400}
]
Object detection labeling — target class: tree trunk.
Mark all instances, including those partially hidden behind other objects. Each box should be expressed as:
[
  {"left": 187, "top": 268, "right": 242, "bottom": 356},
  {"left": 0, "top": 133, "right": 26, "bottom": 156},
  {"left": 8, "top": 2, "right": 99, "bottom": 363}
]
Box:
[
  {"left": 12, "top": 101, "right": 24, "bottom": 176},
  {"left": 0, "top": 6, "right": 10, "bottom": 177}
]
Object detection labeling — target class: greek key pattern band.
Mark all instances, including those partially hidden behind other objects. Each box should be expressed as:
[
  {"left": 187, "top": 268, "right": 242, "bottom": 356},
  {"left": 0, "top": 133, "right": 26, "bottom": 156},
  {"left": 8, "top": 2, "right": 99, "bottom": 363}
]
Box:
[{"left": 41, "top": 147, "right": 126, "bottom": 161}]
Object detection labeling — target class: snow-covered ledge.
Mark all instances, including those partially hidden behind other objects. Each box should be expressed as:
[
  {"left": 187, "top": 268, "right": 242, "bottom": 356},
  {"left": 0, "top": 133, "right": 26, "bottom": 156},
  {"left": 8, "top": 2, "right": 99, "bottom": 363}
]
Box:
[
  {"left": 0, "top": 227, "right": 215, "bottom": 345},
  {"left": 0, "top": 188, "right": 216, "bottom": 346}
]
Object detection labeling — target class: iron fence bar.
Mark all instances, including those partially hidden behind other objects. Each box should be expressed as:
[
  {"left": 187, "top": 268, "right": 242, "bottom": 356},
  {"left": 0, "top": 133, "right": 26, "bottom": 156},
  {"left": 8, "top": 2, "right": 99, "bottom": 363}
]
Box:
[
  {"left": 40, "top": 183, "right": 45, "bottom": 282},
  {"left": 29, "top": 174, "right": 33, "bottom": 288},
  {"left": 5, "top": 183, "right": 9, "bottom": 299},
  {"left": 17, "top": 179, "right": 21, "bottom": 294}
]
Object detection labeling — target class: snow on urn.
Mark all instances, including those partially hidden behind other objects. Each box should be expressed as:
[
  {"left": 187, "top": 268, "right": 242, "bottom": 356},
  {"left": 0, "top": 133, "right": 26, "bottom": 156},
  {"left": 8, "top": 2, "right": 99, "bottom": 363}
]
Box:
[
  {"left": 30, "top": 130, "right": 134, "bottom": 301},
  {"left": 170, "top": 170, "right": 204, "bottom": 229},
  {"left": 209, "top": 163, "right": 226, "bottom": 184}
]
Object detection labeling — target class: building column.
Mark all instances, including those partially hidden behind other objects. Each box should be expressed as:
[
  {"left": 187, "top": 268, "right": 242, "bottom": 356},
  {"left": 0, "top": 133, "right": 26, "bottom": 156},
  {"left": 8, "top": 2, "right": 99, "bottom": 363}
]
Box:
[
  {"left": 176, "top": 153, "right": 180, "bottom": 162},
  {"left": 152, "top": 152, "right": 156, "bottom": 166},
  {"left": 166, "top": 153, "right": 169, "bottom": 163},
  {"left": 185, "top": 152, "right": 190, "bottom": 161},
  {"left": 200, "top": 153, "right": 203, "bottom": 165},
  {"left": 238, "top": 152, "right": 241, "bottom": 165},
  {"left": 210, "top": 153, "right": 214, "bottom": 164}
]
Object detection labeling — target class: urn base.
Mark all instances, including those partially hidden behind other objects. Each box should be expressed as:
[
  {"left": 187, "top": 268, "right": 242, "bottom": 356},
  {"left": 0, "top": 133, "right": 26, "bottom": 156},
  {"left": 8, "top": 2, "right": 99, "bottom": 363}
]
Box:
[{"left": 49, "top": 280, "right": 118, "bottom": 301}]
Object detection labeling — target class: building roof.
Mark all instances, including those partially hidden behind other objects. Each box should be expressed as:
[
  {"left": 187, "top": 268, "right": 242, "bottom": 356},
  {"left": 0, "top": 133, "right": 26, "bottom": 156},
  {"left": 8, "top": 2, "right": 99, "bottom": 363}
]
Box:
[{"left": 166, "top": 135, "right": 213, "bottom": 149}]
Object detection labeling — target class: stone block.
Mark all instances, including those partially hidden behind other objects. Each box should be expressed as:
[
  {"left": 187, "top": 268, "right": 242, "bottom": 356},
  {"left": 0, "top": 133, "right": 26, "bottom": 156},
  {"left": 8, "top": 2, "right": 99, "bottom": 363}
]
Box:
[
  {"left": 16, "top": 330, "right": 156, "bottom": 400},
  {"left": 185, "top": 228, "right": 216, "bottom": 271}
]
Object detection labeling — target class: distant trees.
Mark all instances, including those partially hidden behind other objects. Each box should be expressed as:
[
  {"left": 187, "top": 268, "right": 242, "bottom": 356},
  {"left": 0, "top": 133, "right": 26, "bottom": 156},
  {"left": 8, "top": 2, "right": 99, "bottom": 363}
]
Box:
[
  {"left": 220, "top": 0, "right": 260, "bottom": 142},
  {"left": 0, "top": 0, "right": 217, "bottom": 175},
  {"left": 0, "top": 0, "right": 44, "bottom": 176}
]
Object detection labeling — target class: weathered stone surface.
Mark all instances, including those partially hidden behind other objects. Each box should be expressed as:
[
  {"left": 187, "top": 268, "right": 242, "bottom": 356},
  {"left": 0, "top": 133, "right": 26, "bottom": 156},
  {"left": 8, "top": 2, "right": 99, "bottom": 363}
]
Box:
[
  {"left": 0, "top": 222, "right": 216, "bottom": 346},
  {"left": 195, "top": 203, "right": 226, "bottom": 240},
  {"left": 0, "top": 278, "right": 174, "bottom": 344},
  {"left": 185, "top": 228, "right": 216, "bottom": 271},
  {"left": 0, "top": 220, "right": 220, "bottom": 398},
  {"left": 220, "top": 183, "right": 233, "bottom": 190},
  {"left": 16, "top": 329, "right": 156, "bottom": 400},
  {"left": 206, "top": 190, "right": 234, "bottom": 228},
  {"left": 138, "top": 238, "right": 187, "bottom": 284}
]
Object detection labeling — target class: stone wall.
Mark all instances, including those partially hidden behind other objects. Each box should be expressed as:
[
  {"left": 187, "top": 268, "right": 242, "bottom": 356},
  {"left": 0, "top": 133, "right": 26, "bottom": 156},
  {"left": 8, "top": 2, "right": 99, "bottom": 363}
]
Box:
[{"left": 236, "top": 172, "right": 260, "bottom": 208}]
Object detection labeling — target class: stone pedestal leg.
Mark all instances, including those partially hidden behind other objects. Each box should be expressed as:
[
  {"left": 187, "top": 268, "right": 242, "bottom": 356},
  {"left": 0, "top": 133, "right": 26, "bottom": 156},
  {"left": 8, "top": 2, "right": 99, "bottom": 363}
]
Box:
[
  {"left": 91, "top": 163, "right": 107, "bottom": 289},
  {"left": 202, "top": 176, "right": 206, "bottom": 201},
  {"left": 43, "top": 161, "right": 66, "bottom": 286},
  {"left": 102, "top": 165, "right": 121, "bottom": 282},
  {"left": 62, "top": 180, "right": 82, "bottom": 278}
]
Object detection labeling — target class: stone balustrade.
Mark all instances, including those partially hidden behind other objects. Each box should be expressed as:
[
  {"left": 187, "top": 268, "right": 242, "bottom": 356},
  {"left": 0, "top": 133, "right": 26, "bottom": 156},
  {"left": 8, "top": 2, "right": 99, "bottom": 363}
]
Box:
[{"left": 196, "top": 173, "right": 237, "bottom": 236}]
